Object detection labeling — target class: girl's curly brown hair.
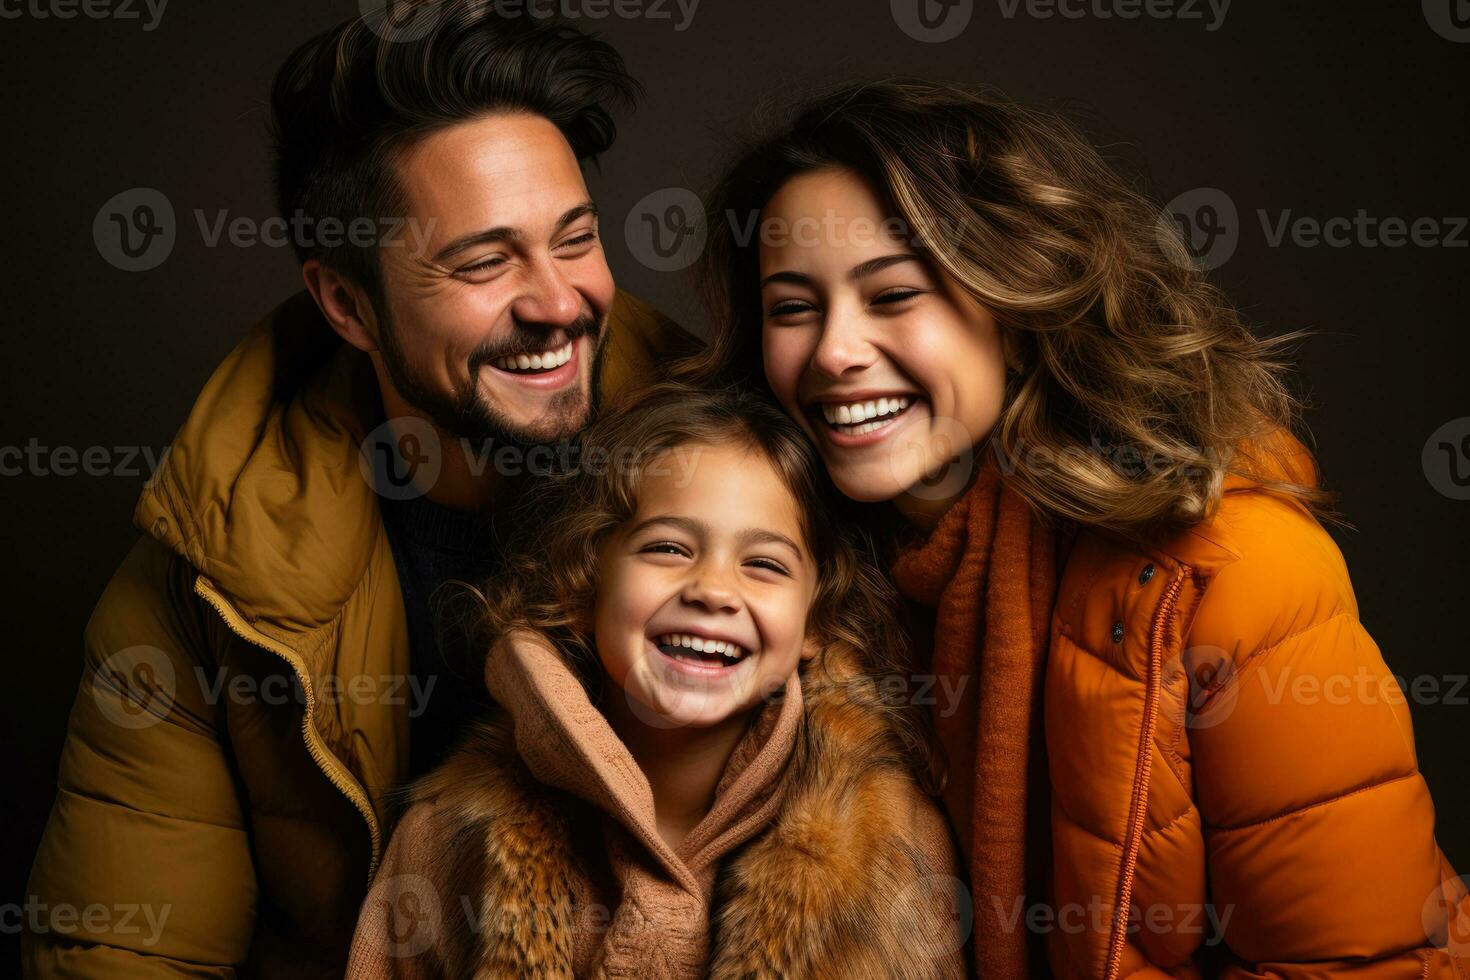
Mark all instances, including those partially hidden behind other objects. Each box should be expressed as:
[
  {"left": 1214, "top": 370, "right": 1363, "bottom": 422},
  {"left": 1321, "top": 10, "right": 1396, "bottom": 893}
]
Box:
[
  {"left": 683, "top": 78, "right": 1332, "bottom": 538},
  {"left": 456, "top": 381, "right": 942, "bottom": 792}
]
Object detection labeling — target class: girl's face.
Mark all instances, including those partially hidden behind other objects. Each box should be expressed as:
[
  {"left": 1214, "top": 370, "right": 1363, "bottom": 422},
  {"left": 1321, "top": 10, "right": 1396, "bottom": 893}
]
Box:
[
  {"left": 759, "top": 167, "right": 1009, "bottom": 506},
  {"left": 592, "top": 440, "right": 819, "bottom": 730}
]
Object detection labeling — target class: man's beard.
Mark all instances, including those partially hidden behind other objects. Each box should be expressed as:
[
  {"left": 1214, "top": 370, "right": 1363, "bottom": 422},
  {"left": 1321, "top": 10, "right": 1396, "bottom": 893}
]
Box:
[{"left": 377, "top": 304, "right": 608, "bottom": 453}]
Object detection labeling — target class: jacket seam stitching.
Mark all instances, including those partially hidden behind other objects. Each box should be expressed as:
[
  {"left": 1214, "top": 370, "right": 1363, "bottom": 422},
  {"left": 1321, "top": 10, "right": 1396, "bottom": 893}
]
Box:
[
  {"left": 1207, "top": 768, "right": 1421, "bottom": 833},
  {"left": 50, "top": 785, "right": 249, "bottom": 832},
  {"left": 1226, "top": 609, "right": 1352, "bottom": 680}
]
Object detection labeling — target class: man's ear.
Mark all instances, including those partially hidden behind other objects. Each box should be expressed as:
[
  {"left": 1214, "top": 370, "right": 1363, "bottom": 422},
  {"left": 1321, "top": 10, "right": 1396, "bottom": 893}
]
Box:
[{"left": 302, "top": 258, "right": 379, "bottom": 354}]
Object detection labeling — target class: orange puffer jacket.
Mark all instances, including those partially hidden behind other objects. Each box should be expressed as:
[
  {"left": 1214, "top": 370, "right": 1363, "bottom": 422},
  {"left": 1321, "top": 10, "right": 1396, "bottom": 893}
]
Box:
[{"left": 1045, "top": 445, "right": 1467, "bottom": 978}]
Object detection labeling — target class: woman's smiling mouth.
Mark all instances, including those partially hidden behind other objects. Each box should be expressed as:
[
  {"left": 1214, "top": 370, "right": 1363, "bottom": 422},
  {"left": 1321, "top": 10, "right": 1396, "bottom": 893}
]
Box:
[{"left": 808, "top": 393, "right": 921, "bottom": 448}]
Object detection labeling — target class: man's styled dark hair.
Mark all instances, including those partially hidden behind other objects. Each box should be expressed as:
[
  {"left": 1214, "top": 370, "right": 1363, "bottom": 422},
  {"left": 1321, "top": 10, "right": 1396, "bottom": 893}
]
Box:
[{"left": 269, "top": 0, "right": 640, "bottom": 304}]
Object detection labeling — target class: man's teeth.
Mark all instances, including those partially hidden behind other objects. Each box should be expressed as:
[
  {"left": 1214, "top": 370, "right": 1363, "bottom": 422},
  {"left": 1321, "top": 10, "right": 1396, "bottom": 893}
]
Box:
[
  {"left": 820, "top": 396, "right": 912, "bottom": 429},
  {"left": 654, "top": 633, "right": 748, "bottom": 664},
  {"left": 493, "top": 340, "right": 574, "bottom": 373}
]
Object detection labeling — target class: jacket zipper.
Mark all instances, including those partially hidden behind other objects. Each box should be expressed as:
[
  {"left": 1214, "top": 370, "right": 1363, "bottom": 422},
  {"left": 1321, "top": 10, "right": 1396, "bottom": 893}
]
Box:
[
  {"left": 1103, "top": 564, "right": 1188, "bottom": 980},
  {"left": 193, "top": 577, "right": 383, "bottom": 881}
]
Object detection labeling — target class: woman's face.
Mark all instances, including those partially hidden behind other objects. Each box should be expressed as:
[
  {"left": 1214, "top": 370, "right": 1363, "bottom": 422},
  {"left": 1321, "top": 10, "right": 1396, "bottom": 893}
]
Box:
[
  {"left": 593, "top": 440, "right": 818, "bottom": 731},
  {"left": 759, "top": 168, "right": 1009, "bottom": 508}
]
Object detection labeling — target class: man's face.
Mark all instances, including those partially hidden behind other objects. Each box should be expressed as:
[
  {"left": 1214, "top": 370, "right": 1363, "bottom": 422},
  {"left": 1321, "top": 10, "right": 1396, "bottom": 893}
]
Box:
[{"left": 375, "top": 112, "right": 615, "bottom": 445}]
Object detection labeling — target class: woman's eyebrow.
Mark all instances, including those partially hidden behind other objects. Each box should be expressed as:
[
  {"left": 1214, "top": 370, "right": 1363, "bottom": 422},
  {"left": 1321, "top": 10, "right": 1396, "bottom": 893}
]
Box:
[
  {"left": 847, "top": 252, "right": 921, "bottom": 280},
  {"left": 759, "top": 269, "right": 814, "bottom": 289},
  {"left": 759, "top": 253, "right": 921, "bottom": 289}
]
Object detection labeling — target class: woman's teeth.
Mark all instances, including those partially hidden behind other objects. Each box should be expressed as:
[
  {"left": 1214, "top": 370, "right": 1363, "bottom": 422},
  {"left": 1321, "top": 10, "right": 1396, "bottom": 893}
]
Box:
[
  {"left": 820, "top": 396, "right": 912, "bottom": 434},
  {"left": 493, "top": 340, "right": 574, "bottom": 373},
  {"left": 654, "top": 633, "right": 748, "bottom": 667}
]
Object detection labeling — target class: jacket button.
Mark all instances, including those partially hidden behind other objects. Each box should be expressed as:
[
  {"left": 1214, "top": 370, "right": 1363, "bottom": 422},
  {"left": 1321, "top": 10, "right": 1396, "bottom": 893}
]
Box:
[
  {"left": 1111, "top": 622, "right": 1125, "bottom": 644},
  {"left": 1139, "top": 563, "right": 1155, "bottom": 585}
]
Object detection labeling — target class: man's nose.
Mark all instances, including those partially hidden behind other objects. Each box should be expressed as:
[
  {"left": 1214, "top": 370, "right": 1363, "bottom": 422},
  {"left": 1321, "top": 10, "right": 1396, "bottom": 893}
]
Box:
[{"left": 510, "top": 255, "right": 584, "bottom": 331}]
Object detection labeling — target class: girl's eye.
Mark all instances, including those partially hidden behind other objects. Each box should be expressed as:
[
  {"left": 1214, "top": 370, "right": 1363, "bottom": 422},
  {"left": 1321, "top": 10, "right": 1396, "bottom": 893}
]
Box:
[
  {"left": 872, "top": 288, "right": 923, "bottom": 306},
  {"left": 641, "top": 541, "right": 689, "bottom": 557},
  {"left": 745, "top": 557, "right": 790, "bottom": 576}
]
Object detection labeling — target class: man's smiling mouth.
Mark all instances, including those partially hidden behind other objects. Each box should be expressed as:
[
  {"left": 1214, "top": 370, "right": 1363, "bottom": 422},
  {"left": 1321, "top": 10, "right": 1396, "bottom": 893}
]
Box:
[{"left": 490, "top": 338, "right": 574, "bottom": 374}]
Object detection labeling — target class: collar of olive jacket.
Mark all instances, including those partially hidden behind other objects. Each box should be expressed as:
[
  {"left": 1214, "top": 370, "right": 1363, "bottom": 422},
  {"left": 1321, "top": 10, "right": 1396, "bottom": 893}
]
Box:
[{"left": 130, "top": 288, "right": 688, "bottom": 875}]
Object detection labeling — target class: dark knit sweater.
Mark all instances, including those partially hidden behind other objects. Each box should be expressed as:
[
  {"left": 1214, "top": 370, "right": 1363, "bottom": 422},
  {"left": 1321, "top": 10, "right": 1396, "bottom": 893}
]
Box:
[{"left": 378, "top": 492, "right": 500, "bottom": 779}]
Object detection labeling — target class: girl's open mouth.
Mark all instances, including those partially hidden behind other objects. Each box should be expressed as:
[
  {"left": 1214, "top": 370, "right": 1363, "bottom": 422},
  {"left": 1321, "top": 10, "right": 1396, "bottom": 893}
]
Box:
[{"left": 652, "top": 633, "right": 749, "bottom": 675}]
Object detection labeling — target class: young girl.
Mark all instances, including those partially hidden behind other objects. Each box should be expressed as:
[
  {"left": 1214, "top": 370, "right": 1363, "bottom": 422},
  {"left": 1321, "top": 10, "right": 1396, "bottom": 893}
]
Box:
[
  {"left": 688, "top": 80, "right": 1468, "bottom": 978},
  {"left": 345, "top": 384, "right": 968, "bottom": 979}
]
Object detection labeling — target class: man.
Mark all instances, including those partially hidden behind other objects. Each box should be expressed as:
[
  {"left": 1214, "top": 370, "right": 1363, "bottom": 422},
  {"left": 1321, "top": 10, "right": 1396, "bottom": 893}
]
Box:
[{"left": 24, "top": 3, "right": 695, "bottom": 975}]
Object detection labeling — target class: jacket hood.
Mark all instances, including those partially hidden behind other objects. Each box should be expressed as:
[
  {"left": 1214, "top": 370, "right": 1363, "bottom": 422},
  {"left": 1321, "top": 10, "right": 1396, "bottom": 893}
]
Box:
[{"left": 135, "top": 291, "right": 381, "bottom": 632}]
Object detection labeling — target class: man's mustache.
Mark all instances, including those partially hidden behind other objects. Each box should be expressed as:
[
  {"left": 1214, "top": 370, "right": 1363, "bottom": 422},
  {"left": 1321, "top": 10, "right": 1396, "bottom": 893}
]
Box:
[{"left": 467, "top": 310, "right": 602, "bottom": 371}]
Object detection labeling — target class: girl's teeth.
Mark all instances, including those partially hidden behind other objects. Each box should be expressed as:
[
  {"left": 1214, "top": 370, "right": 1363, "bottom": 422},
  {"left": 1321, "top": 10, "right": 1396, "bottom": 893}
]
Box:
[{"left": 655, "top": 634, "right": 746, "bottom": 661}]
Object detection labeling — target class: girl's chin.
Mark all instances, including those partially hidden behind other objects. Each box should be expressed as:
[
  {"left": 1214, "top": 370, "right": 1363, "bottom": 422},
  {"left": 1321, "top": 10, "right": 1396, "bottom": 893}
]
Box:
[{"left": 620, "top": 691, "right": 751, "bottom": 731}]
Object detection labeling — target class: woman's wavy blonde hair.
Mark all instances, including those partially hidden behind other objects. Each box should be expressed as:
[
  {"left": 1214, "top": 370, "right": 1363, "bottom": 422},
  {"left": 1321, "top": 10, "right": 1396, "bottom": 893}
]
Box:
[
  {"left": 685, "top": 79, "right": 1331, "bottom": 538},
  {"left": 453, "top": 381, "right": 942, "bottom": 792}
]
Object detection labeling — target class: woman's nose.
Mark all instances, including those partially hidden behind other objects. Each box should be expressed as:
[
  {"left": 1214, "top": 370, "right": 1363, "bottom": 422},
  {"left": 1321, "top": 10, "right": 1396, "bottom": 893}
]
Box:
[{"left": 809, "top": 307, "right": 878, "bottom": 379}]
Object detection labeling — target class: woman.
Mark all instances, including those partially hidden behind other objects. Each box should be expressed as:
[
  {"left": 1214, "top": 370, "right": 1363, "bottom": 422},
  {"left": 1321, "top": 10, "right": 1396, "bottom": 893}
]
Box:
[{"left": 685, "top": 79, "right": 1468, "bottom": 978}]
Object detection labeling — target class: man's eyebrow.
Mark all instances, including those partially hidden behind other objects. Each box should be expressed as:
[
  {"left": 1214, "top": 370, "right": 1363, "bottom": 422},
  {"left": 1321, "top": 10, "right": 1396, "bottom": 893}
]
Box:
[
  {"left": 430, "top": 200, "right": 598, "bottom": 264},
  {"left": 759, "top": 253, "right": 921, "bottom": 289},
  {"left": 628, "top": 515, "right": 806, "bottom": 562},
  {"left": 555, "top": 202, "right": 598, "bottom": 232}
]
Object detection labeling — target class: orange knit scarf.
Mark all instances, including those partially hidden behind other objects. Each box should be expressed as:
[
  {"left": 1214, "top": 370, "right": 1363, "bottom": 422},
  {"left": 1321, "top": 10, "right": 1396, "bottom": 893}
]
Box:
[{"left": 890, "top": 461, "right": 1059, "bottom": 979}]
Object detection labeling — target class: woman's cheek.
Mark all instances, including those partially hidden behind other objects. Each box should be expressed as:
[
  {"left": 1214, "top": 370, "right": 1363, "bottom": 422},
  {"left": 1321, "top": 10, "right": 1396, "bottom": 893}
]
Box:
[{"left": 762, "top": 328, "right": 808, "bottom": 410}]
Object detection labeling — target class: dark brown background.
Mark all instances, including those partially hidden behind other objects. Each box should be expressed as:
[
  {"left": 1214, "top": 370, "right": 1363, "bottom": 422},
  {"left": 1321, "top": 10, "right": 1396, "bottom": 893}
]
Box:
[{"left": 3, "top": 0, "right": 1467, "bottom": 967}]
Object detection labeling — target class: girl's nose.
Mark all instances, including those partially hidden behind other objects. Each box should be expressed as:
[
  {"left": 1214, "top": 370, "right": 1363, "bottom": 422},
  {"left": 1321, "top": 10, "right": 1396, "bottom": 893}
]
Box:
[{"left": 680, "top": 564, "right": 741, "bottom": 613}]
